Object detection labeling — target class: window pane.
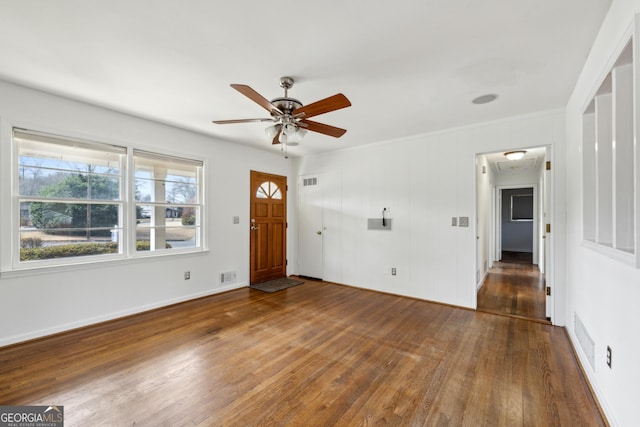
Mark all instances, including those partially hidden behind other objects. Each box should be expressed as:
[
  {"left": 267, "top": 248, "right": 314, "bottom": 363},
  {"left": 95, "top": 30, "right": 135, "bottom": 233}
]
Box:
[
  {"left": 19, "top": 228, "right": 119, "bottom": 261},
  {"left": 19, "top": 200, "right": 121, "bottom": 262},
  {"left": 19, "top": 166, "right": 121, "bottom": 200},
  {"left": 257, "top": 181, "right": 282, "bottom": 199},
  {"left": 135, "top": 174, "right": 198, "bottom": 203},
  {"left": 134, "top": 151, "right": 200, "bottom": 204},
  {"left": 135, "top": 204, "right": 199, "bottom": 251},
  {"left": 17, "top": 134, "right": 123, "bottom": 201},
  {"left": 256, "top": 186, "right": 268, "bottom": 198},
  {"left": 22, "top": 201, "right": 120, "bottom": 230}
]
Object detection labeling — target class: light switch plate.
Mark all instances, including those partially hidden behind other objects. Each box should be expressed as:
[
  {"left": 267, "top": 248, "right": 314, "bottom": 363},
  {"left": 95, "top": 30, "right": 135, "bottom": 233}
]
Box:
[
  {"left": 451, "top": 217, "right": 457, "bottom": 226},
  {"left": 459, "top": 217, "right": 469, "bottom": 227}
]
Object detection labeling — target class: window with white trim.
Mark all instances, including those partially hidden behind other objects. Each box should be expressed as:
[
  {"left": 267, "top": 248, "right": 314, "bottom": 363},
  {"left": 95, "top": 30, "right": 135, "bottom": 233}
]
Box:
[
  {"left": 13, "top": 128, "right": 204, "bottom": 268},
  {"left": 582, "top": 37, "right": 637, "bottom": 267},
  {"left": 134, "top": 150, "right": 202, "bottom": 252}
]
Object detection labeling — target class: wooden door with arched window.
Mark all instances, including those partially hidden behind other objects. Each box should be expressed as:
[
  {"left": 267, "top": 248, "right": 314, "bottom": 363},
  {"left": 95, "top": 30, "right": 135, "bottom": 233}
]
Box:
[{"left": 250, "top": 171, "right": 287, "bottom": 284}]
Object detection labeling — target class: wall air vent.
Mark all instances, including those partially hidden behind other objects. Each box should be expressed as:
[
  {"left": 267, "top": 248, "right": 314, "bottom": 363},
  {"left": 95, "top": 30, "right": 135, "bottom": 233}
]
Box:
[
  {"left": 220, "top": 271, "right": 236, "bottom": 284},
  {"left": 303, "top": 177, "right": 318, "bottom": 187},
  {"left": 574, "top": 313, "right": 595, "bottom": 370}
]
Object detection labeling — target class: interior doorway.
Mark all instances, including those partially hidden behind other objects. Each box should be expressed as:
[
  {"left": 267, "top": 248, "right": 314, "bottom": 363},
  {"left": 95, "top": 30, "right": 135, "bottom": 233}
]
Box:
[
  {"left": 475, "top": 147, "right": 552, "bottom": 323},
  {"left": 250, "top": 170, "right": 287, "bottom": 285},
  {"left": 497, "top": 185, "right": 537, "bottom": 264}
]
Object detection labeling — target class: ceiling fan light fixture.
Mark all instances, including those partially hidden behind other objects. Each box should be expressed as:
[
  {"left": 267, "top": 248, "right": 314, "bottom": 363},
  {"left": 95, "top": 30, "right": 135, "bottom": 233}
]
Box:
[
  {"left": 283, "top": 123, "right": 298, "bottom": 136},
  {"left": 278, "top": 131, "right": 287, "bottom": 144},
  {"left": 287, "top": 127, "right": 307, "bottom": 143},
  {"left": 504, "top": 150, "right": 526, "bottom": 160},
  {"left": 265, "top": 124, "right": 281, "bottom": 139}
]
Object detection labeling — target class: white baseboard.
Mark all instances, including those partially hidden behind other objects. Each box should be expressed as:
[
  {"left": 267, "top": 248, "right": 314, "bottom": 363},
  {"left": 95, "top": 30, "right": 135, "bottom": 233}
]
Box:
[
  {"left": 565, "top": 327, "right": 617, "bottom": 426},
  {"left": 0, "top": 282, "right": 247, "bottom": 348},
  {"left": 476, "top": 270, "right": 488, "bottom": 292}
]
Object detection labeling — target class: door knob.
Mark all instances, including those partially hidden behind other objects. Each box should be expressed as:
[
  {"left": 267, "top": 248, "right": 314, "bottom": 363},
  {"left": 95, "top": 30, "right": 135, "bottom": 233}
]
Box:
[
  {"left": 317, "top": 231, "right": 322, "bottom": 235},
  {"left": 250, "top": 219, "right": 257, "bottom": 231}
]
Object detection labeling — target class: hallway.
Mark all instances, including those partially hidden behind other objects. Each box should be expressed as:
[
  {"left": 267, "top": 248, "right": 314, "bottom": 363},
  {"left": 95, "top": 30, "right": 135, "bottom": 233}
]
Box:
[{"left": 477, "top": 256, "right": 548, "bottom": 323}]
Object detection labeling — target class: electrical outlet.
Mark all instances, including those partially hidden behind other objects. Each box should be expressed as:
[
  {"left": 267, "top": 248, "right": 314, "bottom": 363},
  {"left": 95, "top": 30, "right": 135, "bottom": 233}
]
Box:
[
  {"left": 391, "top": 268, "right": 397, "bottom": 276},
  {"left": 606, "top": 346, "right": 612, "bottom": 368},
  {"left": 184, "top": 271, "right": 190, "bottom": 280}
]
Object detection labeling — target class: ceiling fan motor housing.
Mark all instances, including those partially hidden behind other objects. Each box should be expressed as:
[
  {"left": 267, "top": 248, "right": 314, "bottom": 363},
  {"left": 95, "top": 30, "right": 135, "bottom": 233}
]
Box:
[
  {"left": 270, "top": 97, "right": 303, "bottom": 116},
  {"left": 270, "top": 76, "right": 303, "bottom": 117}
]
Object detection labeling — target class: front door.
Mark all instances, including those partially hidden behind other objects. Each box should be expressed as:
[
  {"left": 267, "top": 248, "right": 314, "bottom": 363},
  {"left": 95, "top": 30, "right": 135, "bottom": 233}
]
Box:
[{"left": 250, "top": 171, "right": 287, "bottom": 285}]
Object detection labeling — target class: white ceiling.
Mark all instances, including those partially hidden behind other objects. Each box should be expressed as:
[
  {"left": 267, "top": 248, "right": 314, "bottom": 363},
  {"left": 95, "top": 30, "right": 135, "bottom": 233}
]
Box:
[{"left": 0, "top": 1, "right": 611, "bottom": 156}]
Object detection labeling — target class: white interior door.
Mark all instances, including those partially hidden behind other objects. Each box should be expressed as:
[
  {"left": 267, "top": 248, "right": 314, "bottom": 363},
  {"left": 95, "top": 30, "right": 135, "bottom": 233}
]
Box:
[{"left": 298, "top": 175, "right": 323, "bottom": 279}]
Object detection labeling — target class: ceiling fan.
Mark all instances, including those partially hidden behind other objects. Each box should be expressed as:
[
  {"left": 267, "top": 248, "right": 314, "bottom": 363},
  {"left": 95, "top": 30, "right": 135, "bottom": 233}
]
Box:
[{"left": 212, "top": 76, "right": 351, "bottom": 146}]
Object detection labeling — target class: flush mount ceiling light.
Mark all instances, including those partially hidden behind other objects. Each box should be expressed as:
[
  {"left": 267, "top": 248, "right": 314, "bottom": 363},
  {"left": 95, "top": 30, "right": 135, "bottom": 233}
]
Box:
[
  {"left": 504, "top": 150, "right": 526, "bottom": 160},
  {"left": 472, "top": 94, "right": 498, "bottom": 105}
]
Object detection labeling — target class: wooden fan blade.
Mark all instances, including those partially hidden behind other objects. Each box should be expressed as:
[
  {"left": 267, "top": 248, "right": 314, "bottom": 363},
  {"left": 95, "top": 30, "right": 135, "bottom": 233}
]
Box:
[
  {"left": 231, "top": 84, "right": 283, "bottom": 115},
  {"left": 293, "top": 93, "right": 351, "bottom": 119},
  {"left": 299, "top": 119, "right": 347, "bottom": 138},
  {"left": 212, "top": 118, "right": 273, "bottom": 124}
]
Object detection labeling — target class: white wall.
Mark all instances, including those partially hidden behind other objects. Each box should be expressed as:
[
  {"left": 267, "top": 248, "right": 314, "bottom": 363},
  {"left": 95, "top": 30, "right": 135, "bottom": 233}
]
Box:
[
  {"left": 565, "top": 1, "right": 640, "bottom": 425},
  {"left": 0, "top": 80, "right": 295, "bottom": 347},
  {"left": 294, "top": 110, "right": 565, "bottom": 311}
]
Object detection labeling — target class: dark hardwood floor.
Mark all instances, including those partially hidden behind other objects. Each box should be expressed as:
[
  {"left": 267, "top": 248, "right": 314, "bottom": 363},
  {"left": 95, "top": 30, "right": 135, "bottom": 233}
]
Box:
[
  {"left": 0, "top": 278, "right": 604, "bottom": 426},
  {"left": 477, "top": 253, "right": 548, "bottom": 322}
]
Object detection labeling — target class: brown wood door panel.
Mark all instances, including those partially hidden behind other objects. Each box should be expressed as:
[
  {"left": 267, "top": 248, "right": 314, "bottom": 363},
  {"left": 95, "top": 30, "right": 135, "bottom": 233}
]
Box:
[
  {"left": 271, "top": 223, "right": 284, "bottom": 267},
  {"left": 272, "top": 204, "right": 284, "bottom": 217},
  {"left": 255, "top": 203, "right": 268, "bottom": 217},
  {"left": 250, "top": 171, "right": 287, "bottom": 284},
  {"left": 255, "top": 225, "right": 270, "bottom": 271}
]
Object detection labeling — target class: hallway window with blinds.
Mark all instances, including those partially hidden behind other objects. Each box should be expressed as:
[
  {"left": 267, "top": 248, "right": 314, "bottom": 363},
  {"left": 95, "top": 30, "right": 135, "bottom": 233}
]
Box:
[
  {"left": 15, "top": 129, "right": 126, "bottom": 264},
  {"left": 134, "top": 150, "right": 203, "bottom": 253}
]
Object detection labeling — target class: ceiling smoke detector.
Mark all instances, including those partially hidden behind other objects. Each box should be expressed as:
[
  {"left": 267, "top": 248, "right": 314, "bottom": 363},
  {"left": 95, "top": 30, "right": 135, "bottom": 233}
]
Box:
[{"left": 472, "top": 94, "right": 498, "bottom": 105}]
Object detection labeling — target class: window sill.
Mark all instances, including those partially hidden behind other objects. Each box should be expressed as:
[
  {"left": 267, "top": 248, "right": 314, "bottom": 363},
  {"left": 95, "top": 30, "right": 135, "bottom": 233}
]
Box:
[
  {"left": 0, "top": 249, "right": 210, "bottom": 280},
  {"left": 581, "top": 240, "right": 636, "bottom": 268}
]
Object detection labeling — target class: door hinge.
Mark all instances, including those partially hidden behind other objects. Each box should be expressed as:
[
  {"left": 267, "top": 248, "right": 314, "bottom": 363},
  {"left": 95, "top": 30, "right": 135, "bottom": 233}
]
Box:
[
  {"left": 286, "top": 184, "right": 288, "bottom": 191},
  {"left": 546, "top": 223, "right": 551, "bottom": 233},
  {"left": 286, "top": 259, "right": 288, "bottom": 266},
  {"left": 546, "top": 161, "right": 551, "bottom": 170},
  {"left": 286, "top": 222, "right": 288, "bottom": 228},
  {"left": 546, "top": 286, "right": 551, "bottom": 296}
]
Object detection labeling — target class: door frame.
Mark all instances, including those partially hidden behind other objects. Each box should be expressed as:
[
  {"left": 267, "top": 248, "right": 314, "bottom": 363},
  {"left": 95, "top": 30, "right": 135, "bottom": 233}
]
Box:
[
  {"left": 494, "top": 184, "right": 538, "bottom": 265},
  {"left": 476, "top": 145, "right": 554, "bottom": 324}
]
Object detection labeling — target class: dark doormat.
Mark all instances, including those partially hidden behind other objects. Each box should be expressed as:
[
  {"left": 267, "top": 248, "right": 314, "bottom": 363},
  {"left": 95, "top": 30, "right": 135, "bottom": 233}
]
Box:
[{"left": 250, "top": 277, "right": 305, "bottom": 293}]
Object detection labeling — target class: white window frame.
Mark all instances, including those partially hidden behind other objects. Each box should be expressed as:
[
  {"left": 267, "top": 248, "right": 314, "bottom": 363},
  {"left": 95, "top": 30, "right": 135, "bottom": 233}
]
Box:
[
  {"left": 131, "top": 149, "right": 204, "bottom": 257},
  {"left": 6, "top": 127, "right": 206, "bottom": 273}
]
